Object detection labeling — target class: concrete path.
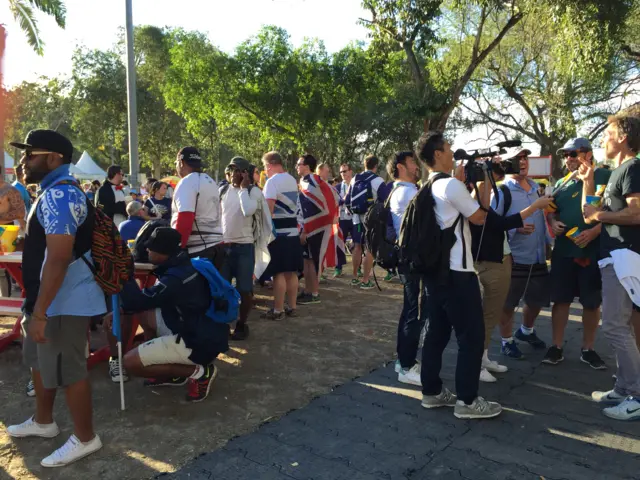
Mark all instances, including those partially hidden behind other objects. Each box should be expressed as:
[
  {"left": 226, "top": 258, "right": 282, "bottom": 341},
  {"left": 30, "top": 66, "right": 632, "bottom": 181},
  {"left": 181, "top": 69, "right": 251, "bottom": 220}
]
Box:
[{"left": 161, "top": 304, "right": 640, "bottom": 480}]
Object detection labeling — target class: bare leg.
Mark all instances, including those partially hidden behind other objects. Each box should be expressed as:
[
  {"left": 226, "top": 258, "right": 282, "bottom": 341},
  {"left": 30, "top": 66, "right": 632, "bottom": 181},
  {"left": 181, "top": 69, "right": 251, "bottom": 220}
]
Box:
[
  {"left": 581, "top": 307, "right": 600, "bottom": 350},
  {"left": 362, "top": 252, "right": 374, "bottom": 283},
  {"left": 32, "top": 369, "right": 56, "bottom": 425},
  {"left": 285, "top": 272, "right": 299, "bottom": 309},
  {"left": 303, "top": 259, "right": 319, "bottom": 295},
  {"left": 107, "top": 314, "right": 133, "bottom": 357},
  {"left": 500, "top": 308, "right": 515, "bottom": 338},
  {"left": 272, "top": 273, "right": 286, "bottom": 312},
  {"left": 522, "top": 304, "right": 541, "bottom": 329},
  {"left": 64, "top": 379, "right": 94, "bottom": 442},
  {"left": 123, "top": 350, "right": 197, "bottom": 379},
  {"left": 551, "top": 303, "right": 570, "bottom": 347},
  {"left": 352, "top": 243, "right": 363, "bottom": 278}
]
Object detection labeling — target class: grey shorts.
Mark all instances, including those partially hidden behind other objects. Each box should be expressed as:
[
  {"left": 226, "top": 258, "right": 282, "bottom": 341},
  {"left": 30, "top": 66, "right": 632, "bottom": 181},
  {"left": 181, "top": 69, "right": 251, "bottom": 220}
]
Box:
[
  {"left": 504, "top": 263, "right": 550, "bottom": 310},
  {"left": 22, "top": 314, "right": 90, "bottom": 389}
]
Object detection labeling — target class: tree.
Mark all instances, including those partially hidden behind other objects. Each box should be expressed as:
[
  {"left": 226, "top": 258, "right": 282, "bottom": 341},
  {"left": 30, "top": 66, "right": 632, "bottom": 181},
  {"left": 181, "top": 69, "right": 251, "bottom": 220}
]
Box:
[
  {"left": 6, "top": 0, "right": 66, "bottom": 55},
  {"left": 360, "top": 0, "right": 524, "bottom": 131},
  {"left": 460, "top": 1, "right": 640, "bottom": 173}
]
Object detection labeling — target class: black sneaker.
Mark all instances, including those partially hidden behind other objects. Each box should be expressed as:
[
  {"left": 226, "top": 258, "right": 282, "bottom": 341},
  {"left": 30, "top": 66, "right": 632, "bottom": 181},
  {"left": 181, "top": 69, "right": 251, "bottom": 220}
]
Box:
[
  {"left": 186, "top": 365, "right": 217, "bottom": 403},
  {"left": 514, "top": 329, "right": 547, "bottom": 349},
  {"left": 542, "top": 346, "right": 564, "bottom": 365},
  {"left": 144, "top": 376, "right": 188, "bottom": 387},
  {"left": 284, "top": 307, "right": 297, "bottom": 317},
  {"left": 260, "top": 309, "right": 285, "bottom": 321},
  {"left": 299, "top": 294, "right": 320, "bottom": 305},
  {"left": 580, "top": 349, "right": 607, "bottom": 370},
  {"left": 230, "top": 323, "right": 249, "bottom": 341}
]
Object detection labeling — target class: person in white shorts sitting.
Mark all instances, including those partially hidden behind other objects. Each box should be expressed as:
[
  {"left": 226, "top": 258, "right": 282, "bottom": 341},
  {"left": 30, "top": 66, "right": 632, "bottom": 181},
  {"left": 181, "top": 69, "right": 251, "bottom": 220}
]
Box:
[{"left": 105, "top": 227, "right": 229, "bottom": 403}]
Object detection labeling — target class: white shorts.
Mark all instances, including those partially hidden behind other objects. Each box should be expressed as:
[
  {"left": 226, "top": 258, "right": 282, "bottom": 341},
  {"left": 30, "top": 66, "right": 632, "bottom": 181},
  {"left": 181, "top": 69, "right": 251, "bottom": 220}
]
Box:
[{"left": 138, "top": 335, "right": 195, "bottom": 367}]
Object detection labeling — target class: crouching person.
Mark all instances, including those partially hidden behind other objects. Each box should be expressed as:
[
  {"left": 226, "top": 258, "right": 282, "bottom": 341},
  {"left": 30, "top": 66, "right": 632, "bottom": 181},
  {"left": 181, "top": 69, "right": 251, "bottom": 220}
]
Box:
[{"left": 106, "top": 227, "right": 229, "bottom": 403}]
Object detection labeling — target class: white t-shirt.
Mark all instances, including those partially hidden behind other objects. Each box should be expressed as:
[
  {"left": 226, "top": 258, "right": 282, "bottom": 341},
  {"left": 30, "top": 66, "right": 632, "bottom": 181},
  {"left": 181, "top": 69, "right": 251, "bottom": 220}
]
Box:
[
  {"left": 263, "top": 172, "right": 299, "bottom": 237},
  {"left": 389, "top": 181, "right": 419, "bottom": 238},
  {"left": 171, "top": 172, "right": 223, "bottom": 253},
  {"left": 429, "top": 174, "right": 480, "bottom": 272},
  {"left": 221, "top": 185, "right": 261, "bottom": 244},
  {"left": 349, "top": 172, "right": 385, "bottom": 225}
]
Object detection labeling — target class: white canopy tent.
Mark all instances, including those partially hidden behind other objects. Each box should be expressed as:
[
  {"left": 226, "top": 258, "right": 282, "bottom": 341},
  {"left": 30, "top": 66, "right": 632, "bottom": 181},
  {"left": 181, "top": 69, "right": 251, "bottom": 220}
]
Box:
[{"left": 75, "top": 151, "right": 107, "bottom": 180}]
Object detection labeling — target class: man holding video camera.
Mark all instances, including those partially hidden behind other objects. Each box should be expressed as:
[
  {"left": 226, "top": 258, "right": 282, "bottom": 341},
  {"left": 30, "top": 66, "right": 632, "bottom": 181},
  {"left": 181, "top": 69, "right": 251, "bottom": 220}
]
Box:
[{"left": 415, "top": 133, "right": 550, "bottom": 419}]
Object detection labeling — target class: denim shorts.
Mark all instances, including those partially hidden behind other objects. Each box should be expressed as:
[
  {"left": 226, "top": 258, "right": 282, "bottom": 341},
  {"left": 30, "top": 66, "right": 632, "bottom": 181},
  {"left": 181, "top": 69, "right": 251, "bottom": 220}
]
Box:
[{"left": 221, "top": 243, "right": 255, "bottom": 294}]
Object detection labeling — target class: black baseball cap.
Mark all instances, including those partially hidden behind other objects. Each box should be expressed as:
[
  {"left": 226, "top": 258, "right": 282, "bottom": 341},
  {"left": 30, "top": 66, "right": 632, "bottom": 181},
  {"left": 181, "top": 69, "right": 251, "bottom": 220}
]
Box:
[
  {"left": 10, "top": 129, "right": 73, "bottom": 161},
  {"left": 228, "top": 156, "right": 251, "bottom": 172},
  {"left": 178, "top": 146, "right": 202, "bottom": 167},
  {"left": 145, "top": 227, "right": 182, "bottom": 256}
]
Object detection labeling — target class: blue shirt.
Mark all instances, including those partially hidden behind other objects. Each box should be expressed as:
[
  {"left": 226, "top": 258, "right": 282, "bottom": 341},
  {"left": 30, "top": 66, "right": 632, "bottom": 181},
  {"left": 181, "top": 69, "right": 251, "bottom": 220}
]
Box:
[
  {"left": 12, "top": 181, "right": 31, "bottom": 213},
  {"left": 503, "top": 177, "right": 548, "bottom": 264},
  {"left": 119, "top": 216, "right": 146, "bottom": 243},
  {"left": 36, "top": 164, "right": 106, "bottom": 317}
]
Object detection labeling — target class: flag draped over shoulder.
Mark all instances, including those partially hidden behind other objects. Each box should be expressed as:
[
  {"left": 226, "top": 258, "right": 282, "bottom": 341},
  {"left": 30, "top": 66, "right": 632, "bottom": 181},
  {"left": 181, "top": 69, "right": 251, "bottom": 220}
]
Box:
[{"left": 299, "top": 174, "right": 344, "bottom": 271}]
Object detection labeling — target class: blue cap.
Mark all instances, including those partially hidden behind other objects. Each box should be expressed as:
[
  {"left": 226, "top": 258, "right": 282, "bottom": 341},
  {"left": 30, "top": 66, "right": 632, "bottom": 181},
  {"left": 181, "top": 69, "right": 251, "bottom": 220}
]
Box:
[{"left": 557, "top": 138, "right": 592, "bottom": 154}]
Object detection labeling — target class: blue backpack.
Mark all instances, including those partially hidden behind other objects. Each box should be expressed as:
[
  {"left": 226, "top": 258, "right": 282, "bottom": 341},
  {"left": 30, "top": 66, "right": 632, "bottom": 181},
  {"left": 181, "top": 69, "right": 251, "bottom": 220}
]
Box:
[
  {"left": 191, "top": 258, "right": 240, "bottom": 324},
  {"left": 348, "top": 171, "right": 377, "bottom": 214}
]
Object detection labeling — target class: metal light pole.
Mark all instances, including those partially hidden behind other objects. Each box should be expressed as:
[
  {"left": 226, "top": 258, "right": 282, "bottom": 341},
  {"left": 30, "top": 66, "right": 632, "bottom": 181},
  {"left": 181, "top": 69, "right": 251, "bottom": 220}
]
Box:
[{"left": 124, "top": 0, "right": 139, "bottom": 188}]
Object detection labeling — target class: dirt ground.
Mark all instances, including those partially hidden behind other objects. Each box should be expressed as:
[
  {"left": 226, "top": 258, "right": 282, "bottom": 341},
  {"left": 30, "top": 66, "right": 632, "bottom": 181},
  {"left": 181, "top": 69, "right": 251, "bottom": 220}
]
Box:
[{"left": 0, "top": 267, "right": 402, "bottom": 480}]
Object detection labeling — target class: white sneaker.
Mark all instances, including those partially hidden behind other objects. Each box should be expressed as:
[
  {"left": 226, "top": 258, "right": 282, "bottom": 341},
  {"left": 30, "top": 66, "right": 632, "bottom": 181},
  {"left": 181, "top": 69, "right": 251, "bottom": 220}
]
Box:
[
  {"left": 398, "top": 363, "right": 421, "bottom": 386},
  {"left": 7, "top": 416, "right": 60, "bottom": 438},
  {"left": 479, "top": 368, "right": 497, "bottom": 383},
  {"left": 109, "top": 358, "right": 129, "bottom": 383},
  {"left": 592, "top": 389, "right": 626, "bottom": 405},
  {"left": 394, "top": 360, "right": 401, "bottom": 373},
  {"left": 482, "top": 358, "right": 508, "bottom": 373},
  {"left": 41, "top": 434, "right": 103, "bottom": 468},
  {"left": 602, "top": 396, "right": 640, "bottom": 421}
]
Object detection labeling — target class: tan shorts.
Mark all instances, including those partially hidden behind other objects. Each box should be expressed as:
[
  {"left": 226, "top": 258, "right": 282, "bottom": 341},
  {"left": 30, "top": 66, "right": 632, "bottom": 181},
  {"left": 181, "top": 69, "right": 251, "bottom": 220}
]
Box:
[{"left": 137, "top": 334, "right": 195, "bottom": 367}]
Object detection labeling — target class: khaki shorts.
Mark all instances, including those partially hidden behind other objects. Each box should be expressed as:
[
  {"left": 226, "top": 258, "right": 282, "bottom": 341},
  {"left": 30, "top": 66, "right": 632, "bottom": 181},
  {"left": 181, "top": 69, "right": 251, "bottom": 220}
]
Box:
[
  {"left": 22, "top": 314, "right": 90, "bottom": 389},
  {"left": 138, "top": 334, "right": 195, "bottom": 367}
]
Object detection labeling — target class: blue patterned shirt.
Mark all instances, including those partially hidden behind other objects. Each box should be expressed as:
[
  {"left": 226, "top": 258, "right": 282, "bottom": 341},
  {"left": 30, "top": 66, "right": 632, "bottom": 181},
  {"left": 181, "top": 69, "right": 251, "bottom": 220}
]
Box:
[{"left": 36, "top": 165, "right": 106, "bottom": 317}]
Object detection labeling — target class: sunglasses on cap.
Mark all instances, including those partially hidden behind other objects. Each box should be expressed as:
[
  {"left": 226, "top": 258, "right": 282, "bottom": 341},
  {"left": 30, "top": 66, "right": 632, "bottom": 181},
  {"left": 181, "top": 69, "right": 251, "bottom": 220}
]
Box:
[{"left": 22, "top": 150, "right": 62, "bottom": 159}]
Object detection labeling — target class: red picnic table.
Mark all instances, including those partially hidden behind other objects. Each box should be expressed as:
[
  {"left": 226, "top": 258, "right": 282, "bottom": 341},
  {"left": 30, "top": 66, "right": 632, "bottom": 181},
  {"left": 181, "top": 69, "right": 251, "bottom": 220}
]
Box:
[{"left": 0, "top": 252, "right": 156, "bottom": 367}]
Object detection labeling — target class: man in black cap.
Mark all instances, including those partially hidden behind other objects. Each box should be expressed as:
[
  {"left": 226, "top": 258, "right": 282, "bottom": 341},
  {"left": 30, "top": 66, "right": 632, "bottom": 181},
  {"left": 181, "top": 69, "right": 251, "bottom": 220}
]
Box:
[
  {"left": 171, "top": 147, "right": 225, "bottom": 269},
  {"left": 219, "top": 156, "right": 267, "bottom": 340},
  {"left": 6, "top": 129, "right": 106, "bottom": 467},
  {"left": 107, "top": 227, "right": 228, "bottom": 402}
]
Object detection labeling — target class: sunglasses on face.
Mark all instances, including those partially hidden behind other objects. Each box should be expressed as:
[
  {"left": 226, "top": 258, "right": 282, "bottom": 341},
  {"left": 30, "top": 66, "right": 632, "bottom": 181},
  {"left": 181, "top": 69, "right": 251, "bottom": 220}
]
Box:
[
  {"left": 563, "top": 151, "right": 586, "bottom": 158},
  {"left": 340, "top": 170, "right": 349, "bottom": 174},
  {"left": 23, "top": 150, "right": 61, "bottom": 159}
]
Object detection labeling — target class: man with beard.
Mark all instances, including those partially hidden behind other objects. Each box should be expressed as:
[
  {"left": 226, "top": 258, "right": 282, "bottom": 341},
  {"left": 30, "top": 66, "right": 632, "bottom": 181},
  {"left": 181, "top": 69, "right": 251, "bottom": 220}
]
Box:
[
  {"left": 544, "top": 138, "right": 609, "bottom": 369},
  {"left": 6, "top": 130, "right": 106, "bottom": 467}
]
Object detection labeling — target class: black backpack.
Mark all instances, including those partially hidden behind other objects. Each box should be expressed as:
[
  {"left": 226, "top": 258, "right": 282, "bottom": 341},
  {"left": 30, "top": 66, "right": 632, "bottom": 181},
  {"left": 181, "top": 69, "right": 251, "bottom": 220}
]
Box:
[
  {"left": 362, "top": 188, "right": 399, "bottom": 270},
  {"left": 398, "top": 173, "right": 463, "bottom": 281},
  {"left": 133, "top": 219, "right": 170, "bottom": 263},
  {"left": 498, "top": 184, "right": 512, "bottom": 216}
]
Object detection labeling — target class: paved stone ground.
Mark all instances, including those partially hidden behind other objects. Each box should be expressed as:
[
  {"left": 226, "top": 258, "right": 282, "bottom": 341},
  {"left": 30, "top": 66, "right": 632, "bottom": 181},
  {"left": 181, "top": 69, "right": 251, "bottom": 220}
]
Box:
[{"left": 161, "top": 304, "right": 640, "bottom": 480}]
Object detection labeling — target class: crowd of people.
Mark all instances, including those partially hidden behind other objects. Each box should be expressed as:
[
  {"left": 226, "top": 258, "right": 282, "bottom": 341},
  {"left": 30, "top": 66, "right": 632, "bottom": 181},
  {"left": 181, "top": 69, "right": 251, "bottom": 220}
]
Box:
[{"left": 3, "top": 112, "right": 640, "bottom": 468}]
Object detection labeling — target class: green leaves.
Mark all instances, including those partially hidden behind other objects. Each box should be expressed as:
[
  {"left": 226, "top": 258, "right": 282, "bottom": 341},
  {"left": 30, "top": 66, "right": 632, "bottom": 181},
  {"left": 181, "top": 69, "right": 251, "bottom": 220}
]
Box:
[{"left": 7, "top": 0, "right": 66, "bottom": 56}]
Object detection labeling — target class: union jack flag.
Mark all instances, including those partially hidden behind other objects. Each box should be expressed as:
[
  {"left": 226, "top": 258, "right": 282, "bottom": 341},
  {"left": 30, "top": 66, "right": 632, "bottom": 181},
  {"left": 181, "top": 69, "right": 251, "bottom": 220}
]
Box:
[{"left": 299, "top": 174, "right": 344, "bottom": 272}]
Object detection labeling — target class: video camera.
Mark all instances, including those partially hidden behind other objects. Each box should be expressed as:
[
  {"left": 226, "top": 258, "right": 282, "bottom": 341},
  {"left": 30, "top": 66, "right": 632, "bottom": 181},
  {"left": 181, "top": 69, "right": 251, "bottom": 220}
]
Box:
[{"left": 454, "top": 140, "right": 523, "bottom": 185}]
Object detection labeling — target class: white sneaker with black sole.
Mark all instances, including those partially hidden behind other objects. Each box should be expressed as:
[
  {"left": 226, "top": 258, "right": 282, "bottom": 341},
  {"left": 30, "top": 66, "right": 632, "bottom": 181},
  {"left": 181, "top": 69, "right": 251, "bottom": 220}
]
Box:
[
  {"left": 454, "top": 397, "right": 502, "bottom": 419},
  {"left": 41, "top": 434, "right": 103, "bottom": 468},
  {"left": 7, "top": 416, "right": 60, "bottom": 438},
  {"left": 109, "top": 358, "right": 129, "bottom": 383}
]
